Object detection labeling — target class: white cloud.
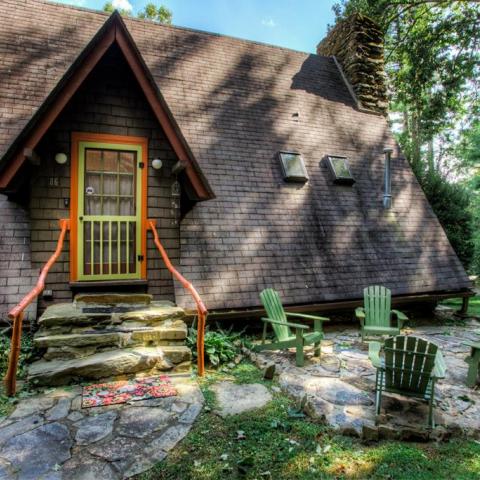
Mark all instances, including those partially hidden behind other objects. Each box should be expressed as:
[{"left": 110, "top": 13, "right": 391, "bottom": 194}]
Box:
[
  {"left": 112, "top": 0, "right": 133, "bottom": 11},
  {"left": 261, "top": 17, "right": 277, "bottom": 28}
]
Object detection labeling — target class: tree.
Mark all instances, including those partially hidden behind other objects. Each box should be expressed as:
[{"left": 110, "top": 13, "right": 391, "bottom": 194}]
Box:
[
  {"left": 103, "top": 2, "right": 173, "bottom": 24},
  {"left": 103, "top": 1, "right": 130, "bottom": 16},
  {"left": 332, "top": 0, "right": 480, "bottom": 269},
  {"left": 138, "top": 3, "right": 172, "bottom": 24}
]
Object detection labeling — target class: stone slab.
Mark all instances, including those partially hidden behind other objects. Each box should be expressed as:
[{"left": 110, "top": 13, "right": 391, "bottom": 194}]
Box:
[
  {"left": 0, "top": 423, "right": 72, "bottom": 479},
  {"left": 117, "top": 407, "right": 172, "bottom": 438},
  {"left": 212, "top": 382, "right": 272, "bottom": 417},
  {"left": 119, "top": 305, "right": 185, "bottom": 325},
  {"left": 75, "top": 411, "right": 117, "bottom": 445},
  {"left": 0, "top": 414, "right": 43, "bottom": 447}
]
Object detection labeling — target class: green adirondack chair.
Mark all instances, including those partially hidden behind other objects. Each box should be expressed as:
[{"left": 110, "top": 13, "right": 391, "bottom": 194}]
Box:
[
  {"left": 369, "top": 335, "right": 446, "bottom": 428},
  {"left": 356, "top": 285, "right": 408, "bottom": 341},
  {"left": 254, "top": 288, "right": 330, "bottom": 367}
]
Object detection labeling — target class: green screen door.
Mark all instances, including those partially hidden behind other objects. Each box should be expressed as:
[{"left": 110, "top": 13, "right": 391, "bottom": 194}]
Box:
[{"left": 77, "top": 142, "right": 143, "bottom": 280}]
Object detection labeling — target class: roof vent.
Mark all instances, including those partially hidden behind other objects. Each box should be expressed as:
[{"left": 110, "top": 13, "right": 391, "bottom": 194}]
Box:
[
  {"left": 383, "top": 148, "right": 393, "bottom": 208},
  {"left": 278, "top": 152, "right": 308, "bottom": 183},
  {"left": 326, "top": 155, "right": 355, "bottom": 185}
]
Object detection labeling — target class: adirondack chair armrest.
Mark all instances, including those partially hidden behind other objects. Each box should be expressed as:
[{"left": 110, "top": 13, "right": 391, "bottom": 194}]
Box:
[
  {"left": 368, "top": 341, "right": 383, "bottom": 369},
  {"left": 355, "top": 307, "right": 365, "bottom": 325},
  {"left": 261, "top": 317, "right": 309, "bottom": 330},
  {"left": 286, "top": 312, "right": 330, "bottom": 322},
  {"left": 432, "top": 350, "right": 447, "bottom": 379},
  {"left": 391, "top": 309, "right": 408, "bottom": 328}
]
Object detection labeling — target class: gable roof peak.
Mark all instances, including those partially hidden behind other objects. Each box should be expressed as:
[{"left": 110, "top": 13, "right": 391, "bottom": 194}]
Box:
[{"left": 0, "top": 6, "right": 213, "bottom": 199}]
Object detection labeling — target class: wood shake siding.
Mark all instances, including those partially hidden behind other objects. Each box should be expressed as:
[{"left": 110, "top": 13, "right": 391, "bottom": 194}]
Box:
[
  {"left": 0, "top": 195, "right": 37, "bottom": 323},
  {"left": 31, "top": 45, "right": 179, "bottom": 314}
]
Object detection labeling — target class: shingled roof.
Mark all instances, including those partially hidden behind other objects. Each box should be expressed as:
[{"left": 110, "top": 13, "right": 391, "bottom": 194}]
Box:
[{"left": 0, "top": 0, "right": 471, "bottom": 311}]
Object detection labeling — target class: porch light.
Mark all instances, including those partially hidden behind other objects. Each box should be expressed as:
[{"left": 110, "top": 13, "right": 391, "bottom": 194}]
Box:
[
  {"left": 55, "top": 152, "right": 68, "bottom": 165},
  {"left": 152, "top": 158, "right": 163, "bottom": 170}
]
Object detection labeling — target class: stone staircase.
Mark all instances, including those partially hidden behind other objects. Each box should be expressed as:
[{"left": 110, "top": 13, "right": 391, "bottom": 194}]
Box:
[{"left": 28, "top": 294, "right": 192, "bottom": 386}]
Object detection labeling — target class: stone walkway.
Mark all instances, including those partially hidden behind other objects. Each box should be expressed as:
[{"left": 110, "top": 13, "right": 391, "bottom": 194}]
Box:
[
  {"left": 0, "top": 376, "right": 203, "bottom": 479},
  {"left": 249, "top": 315, "right": 480, "bottom": 441}
]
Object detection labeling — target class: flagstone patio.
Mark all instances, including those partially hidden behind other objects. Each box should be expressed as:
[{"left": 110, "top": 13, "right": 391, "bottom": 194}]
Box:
[
  {"left": 0, "top": 376, "right": 203, "bottom": 479},
  {"left": 248, "top": 313, "right": 480, "bottom": 442}
]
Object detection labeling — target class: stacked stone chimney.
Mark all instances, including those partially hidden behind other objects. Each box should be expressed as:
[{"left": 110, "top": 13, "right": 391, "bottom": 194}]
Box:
[{"left": 317, "top": 13, "right": 388, "bottom": 115}]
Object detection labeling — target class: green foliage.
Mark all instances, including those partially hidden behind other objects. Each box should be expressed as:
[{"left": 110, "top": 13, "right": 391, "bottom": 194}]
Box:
[
  {"left": 137, "top": 3, "right": 172, "bottom": 24},
  {"left": 0, "top": 332, "right": 33, "bottom": 417},
  {"left": 187, "top": 323, "right": 243, "bottom": 367},
  {"left": 102, "top": 1, "right": 130, "bottom": 16},
  {"left": 332, "top": 1, "right": 480, "bottom": 271},
  {"left": 420, "top": 172, "right": 473, "bottom": 267},
  {"left": 442, "top": 295, "right": 480, "bottom": 317},
  {"left": 0, "top": 331, "right": 32, "bottom": 381},
  {"left": 103, "top": 1, "right": 172, "bottom": 24},
  {"left": 140, "top": 361, "right": 480, "bottom": 480}
]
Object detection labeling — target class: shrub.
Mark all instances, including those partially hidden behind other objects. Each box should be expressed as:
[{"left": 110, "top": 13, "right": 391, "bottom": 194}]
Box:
[
  {"left": 187, "top": 321, "right": 243, "bottom": 367},
  {"left": 420, "top": 172, "right": 474, "bottom": 269},
  {"left": 0, "top": 330, "right": 33, "bottom": 381}
]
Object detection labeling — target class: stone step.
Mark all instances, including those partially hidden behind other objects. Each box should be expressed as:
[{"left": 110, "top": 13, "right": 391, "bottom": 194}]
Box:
[
  {"left": 34, "top": 322, "right": 189, "bottom": 361},
  {"left": 37, "top": 302, "right": 186, "bottom": 336},
  {"left": 28, "top": 346, "right": 192, "bottom": 386},
  {"left": 35, "top": 322, "right": 188, "bottom": 349},
  {"left": 74, "top": 293, "right": 152, "bottom": 306}
]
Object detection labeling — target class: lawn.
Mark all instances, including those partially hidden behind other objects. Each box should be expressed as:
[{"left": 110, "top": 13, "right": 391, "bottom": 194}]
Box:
[
  {"left": 441, "top": 295, "right": 480, "bottom": 317},
  {"left": 139, "top": 362, "right": 480, "bottom": 480}
]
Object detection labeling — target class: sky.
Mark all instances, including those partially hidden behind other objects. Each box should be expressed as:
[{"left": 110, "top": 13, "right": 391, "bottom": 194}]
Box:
[{"left": 52, "top": 0, "right": 338, "bottom": 53}]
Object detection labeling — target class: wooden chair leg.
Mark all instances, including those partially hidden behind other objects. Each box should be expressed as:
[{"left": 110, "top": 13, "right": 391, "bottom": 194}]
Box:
[
  {"left": 295, "top": 329, "right": 304, "bottom": 367},
  {"left": 314, "top": 340, "right": 321, "bottom": 357},
  {"left": 428, "top": 395, "right": 434, "bottom": 429},
  {"left": 375, "top": 371, "right": 383, "bottom": 415},
  {"left": 261, "top": 321, "right": 268, "bottom": 345},
  {"left": 466, "top": 360, "right": 477, "bottom": 388},
  {"left": 466, "top": 353, "right": 480, "bottom": 388}
]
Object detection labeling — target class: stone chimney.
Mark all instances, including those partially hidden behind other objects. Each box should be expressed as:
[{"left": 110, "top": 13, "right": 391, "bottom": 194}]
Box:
[{"left": 317, "top": 13, "right": 388, "bottom": 115}]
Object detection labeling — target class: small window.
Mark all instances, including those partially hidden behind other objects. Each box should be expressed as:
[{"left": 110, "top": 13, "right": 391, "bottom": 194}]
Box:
[
  {"left": 278, "top": 151, "right": 308, "bottom": 182},
  {"left": 326, "top": 155, "right": 355, "bottom": 185}
]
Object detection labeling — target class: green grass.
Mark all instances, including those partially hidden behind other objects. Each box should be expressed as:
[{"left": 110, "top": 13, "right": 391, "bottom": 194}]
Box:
[
  {"left": 138, "top": 362, "right": 480, "bottom": 480},
  {"left": 441, "top": 295, "right": 480, "bottom": 317}
]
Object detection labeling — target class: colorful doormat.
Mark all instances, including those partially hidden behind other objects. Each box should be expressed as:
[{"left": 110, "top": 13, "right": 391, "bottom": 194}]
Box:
[{"left": 82, "top": 375, "right": 177, "bottom": 408}]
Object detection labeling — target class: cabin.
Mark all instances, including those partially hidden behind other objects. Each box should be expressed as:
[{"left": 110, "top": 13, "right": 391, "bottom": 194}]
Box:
[{"left": 0, "top": 0, "right": 472, "bottom": 329}]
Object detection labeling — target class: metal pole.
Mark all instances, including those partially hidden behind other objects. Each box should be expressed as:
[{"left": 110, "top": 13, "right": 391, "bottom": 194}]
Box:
[{"left": 383, "top": 148, "right": 393, "bottom": 209}]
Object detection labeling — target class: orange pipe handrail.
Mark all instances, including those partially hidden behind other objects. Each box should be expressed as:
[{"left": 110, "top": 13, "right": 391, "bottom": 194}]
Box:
[
  {"left": 147, "top": 219, "right": 207, "bottom": 376},
  {"left": 4, "top": 218, "right": 70, "bottom": 396}
]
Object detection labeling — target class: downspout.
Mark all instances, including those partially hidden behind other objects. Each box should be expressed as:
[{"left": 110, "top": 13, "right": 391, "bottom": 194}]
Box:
[{"left": 383, "top": 148, "right": 393, "bottom": 209}]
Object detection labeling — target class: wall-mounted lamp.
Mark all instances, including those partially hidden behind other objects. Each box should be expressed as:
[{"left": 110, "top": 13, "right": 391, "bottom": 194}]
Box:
[
  {"left": 55, "top": 152, "right": 68, "bottom": 165},
  {"left": 152, "top": 158, "right": 163, "bottom": 170}
]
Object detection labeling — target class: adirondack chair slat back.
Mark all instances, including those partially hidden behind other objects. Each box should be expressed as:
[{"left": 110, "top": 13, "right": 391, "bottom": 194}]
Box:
[
  {"left": 384, "top": 336, "right": 438, "bottom": 394},
  {"left": 364, "top": 285, "right": 391, "bottom": 326},
  {"left": 260, "top": 289, "right": 291, "bottom": 341}
]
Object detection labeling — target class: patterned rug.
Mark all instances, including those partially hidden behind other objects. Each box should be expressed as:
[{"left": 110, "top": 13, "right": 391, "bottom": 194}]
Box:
[{"left": 82, "top": 375, "right": 177, "bottom": 408}]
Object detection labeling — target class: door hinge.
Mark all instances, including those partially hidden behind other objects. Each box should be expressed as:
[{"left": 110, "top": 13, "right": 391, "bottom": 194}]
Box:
[
  {"left": 139, "top": 162, "right": 145, "bottom": 169},
  {"left": 137, "top": 254, "right": 144, "bottom": 261}
]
